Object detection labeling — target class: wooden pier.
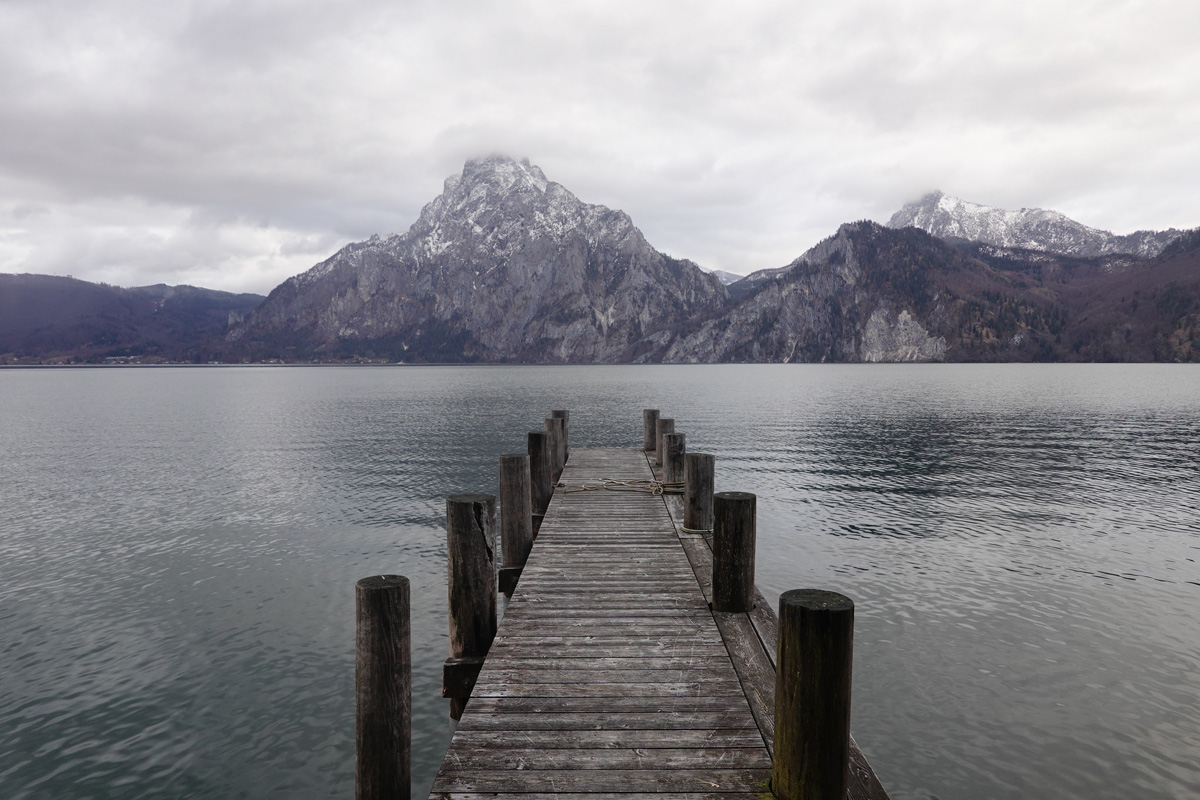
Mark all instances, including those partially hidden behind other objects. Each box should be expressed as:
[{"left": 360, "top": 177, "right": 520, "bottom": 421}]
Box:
[{"left": 426, "top": 445, "right": 889, "bottom": 800}]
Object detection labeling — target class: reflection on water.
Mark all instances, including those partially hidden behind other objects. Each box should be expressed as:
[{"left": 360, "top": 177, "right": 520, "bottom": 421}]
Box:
[{"left": 1, "top": 364, "right": 1198, "bottom": 799}]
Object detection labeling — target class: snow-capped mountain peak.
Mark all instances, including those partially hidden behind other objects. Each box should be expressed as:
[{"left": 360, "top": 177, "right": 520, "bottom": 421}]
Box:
[{"left": 888, "top": 191, "right": 1181, "bottom": 258}]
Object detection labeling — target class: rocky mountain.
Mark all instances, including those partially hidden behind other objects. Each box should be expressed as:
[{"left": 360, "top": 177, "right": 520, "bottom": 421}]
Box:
[
  {"left": 0, "top": 274, "right": 264, "bottom": 363},
  {"left": 10, "top": 160, "right": 1195, "bottom": 365},
  {"left": 889, "top": 191, "right": 1182, "bottom": 258},
  {"left": 664, "top": 222, "right": 1200, "bottom": 363},
  {"left": 230, "top": 156, "right": 727, "bottom": 362},
  {"left": 706, "top": 268, "right": 745, "bottom": 286}
]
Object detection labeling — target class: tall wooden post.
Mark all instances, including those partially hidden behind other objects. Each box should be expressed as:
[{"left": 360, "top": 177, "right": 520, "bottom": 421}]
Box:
[
  {"left": 642, "top": 409, "right": 660, "bottom": 452},
  {"left": 356, "top": 574, "right": 411, "bottom": 800},
  {"left": 545, "top": 417, "right": 565, "bottom": 483},
  {"left": 773, "top": 590, "right": 854, "bottom": 800},
  {"left": 551, "top": 410, "right": 569, "bottom": 463},
  {"left": 684, "top": 452, "right": 715, "bottom": 533},
  {"left": 655, "top": 417, "right": 675, "bottom": 467},
  {"left": 663, "top": 432, "right": 686, "bottom": 485},
  {"left": 712, "top": 491, "right": 756, "bottom": 612},
  {"left": 444, "top": 494, "right": 496, "bottom": 720},
  {"left": 498, "top": 454, "right": 532, "bottom": 597},
  {"left": 527, "top": 431, "right": 552, "bottom": 535}
]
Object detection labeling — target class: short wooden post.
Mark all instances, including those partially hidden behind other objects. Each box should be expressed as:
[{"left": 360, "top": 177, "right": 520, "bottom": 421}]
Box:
[
  {"left": 684, "top": 452, "right": 715, "bottom": 533},
  {"left": 498, "top": 454, "right": 532, "bottom": 596},
  {"left": 444, "top": 493, "right": 497, "bottom": 720},
  {"left": 712, "top": 491, "right": 756, "bottom": 612},
  {"left": 663, "top": 432, "right": 686, "bottom": 485},
  {"left": 544, "top": 417, "right": 566, "bottom": 482},
  {"left": 356, "top": 575, "right": 411, "bottom": 800},
  {"left": 642, "top": 409, "right": 660, "bottom": 451},
  {"left": 527, "top": 431, "right": 552, "bottom": 535},
  {"left": 773, "top": 589, "right": 854, "bottom": 800},
  {"left": 551, "top": 410, "right": 569, "bottom": 463},
  {"left": 655, "top": 417, "right": 675, "bottom": 467}
]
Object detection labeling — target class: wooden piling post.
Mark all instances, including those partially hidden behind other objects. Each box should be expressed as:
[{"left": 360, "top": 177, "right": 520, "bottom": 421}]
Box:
[
  {"left": 773, "top": 589, "right": 854, "bottom": 800},
  {"left": 527, "top": 431, "right": 552, "bottom": 535},
  {"left": 444, "top": 493, "right": 497, "bottom": 720},
  {"left": 654, "top": 417, "right": 675, "bottom": 467},
  {"left": 663, "top": 431, "right": 686, "bottom": 485},
  {"left": 498, "top": 454, "right": 532, "bottom": 597},
  {"left": 544, "top": 417, "right": 566, "bottom": 483},
  {"left": 356, "top": 574, "right": 411, "bottom": 800},
  {"left": 684, "top": 452, "right": 714, "bottom": 534},
  {"left": 642, "top": 409, "right": 660, "bottom": 451},
  {"left": 712, "top": 491, "right": 756, "bottom": 612},
  {"left": 551, "top": 410, "right": 569, "bottom": 463}
]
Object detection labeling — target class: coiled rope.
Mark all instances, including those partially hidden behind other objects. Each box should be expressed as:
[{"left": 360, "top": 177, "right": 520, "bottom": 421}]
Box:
[{"left": 555, "top": 477, "right": 685, "bottom": 496}]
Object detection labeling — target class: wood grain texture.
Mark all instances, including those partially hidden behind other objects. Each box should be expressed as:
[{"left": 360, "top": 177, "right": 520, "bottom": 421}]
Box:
[
  {"left": 498, "top": 453, "right": 532, "bottom": 572},
  {"left": 684, "top": 452, "right": 715, "bottom": 533},
  {"left": 356, "top": 575, "right": 411, "bottom": 800},
  {"left": 663, "top": 432, "right": 687, "bottom": 484},
  {"left": 656, "top": 452, "right": 891, "bottom": 800},
  {"left": 429, "top": 447, "right": 889, "bottom": 800},
  {"left": 429, "top": 447, "right": 772, "bottom": 800},
  {"left": 642, "top": 409, "right": 660, "bottom": 451}
]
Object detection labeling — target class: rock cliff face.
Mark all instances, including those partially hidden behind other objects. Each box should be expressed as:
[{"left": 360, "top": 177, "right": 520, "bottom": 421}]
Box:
[
  {"left": 231, "top": 156, "right": 727, "bottom": 361},
  {"left": 889, "top": 191, "right": 1181, "bottom": 258},
  {"left": 664, "top": 222, "right": 950, "bottom": 363},
  {"left": 225, "top": 159, "right": 1199, "bottom": 364}
]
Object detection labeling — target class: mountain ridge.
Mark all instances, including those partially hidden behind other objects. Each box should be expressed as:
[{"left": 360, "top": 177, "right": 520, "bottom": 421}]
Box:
[
  {"left": 888, "top": 190, "right": 1182, "bottom": 258},
  {"left": 5, "top": 159, "right": 1198, "bottom": 364},
  {"left": 230, "top": 155, "right": 727, "bottom": 362}
]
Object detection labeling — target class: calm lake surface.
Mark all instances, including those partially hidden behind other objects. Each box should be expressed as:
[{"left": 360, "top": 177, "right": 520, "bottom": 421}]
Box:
[{"left": 1, "top": 364, "right": 1198, "bottom": 799}]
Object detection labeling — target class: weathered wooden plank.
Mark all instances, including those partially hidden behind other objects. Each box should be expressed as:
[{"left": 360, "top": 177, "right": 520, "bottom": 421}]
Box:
[
  {"left": 656, "top": 451, "right": 892, "bottom": 800},
  {"left": 440, "top": 747, "right": 772, "bottom": 771},
  {"left": 456, "top": 710, "right": 759, "bottom": 732},
  {"left": 486, "top": 645, "right": 730, "bottom": 660},
  {"left": 472, "top": 668, "right": 737, "bottom": 685},
  {"left": 472, "top": 656, "right": 732, "bottom": 670},
  {"left": 493, "top": 633, "right": 724, "bottom": 646},
  {"left": 431, "top": 767, "right": 771, "bottom": 794},
  {"left": 441, "top": 729, "right": 768, "bottom": 751},
  {"left": 711, "top": 611, "right": 777, "bottom": 756},
  {"left": 463, "top": 695, "right": 751, "bottom": 713},
  {"left": 431, "top": 794, "right": 768, "bottom": 800},
  {"left": 493, "top": 621, "right": 719, "bottom": 636},
  {"left": 469, "top": 681, "right": 747, "bottom": 698},
  {"left": 430, "top": 446, "right": 781, "bottom": 799},
  {"left": 500, "top": 607, "right": 714, "bottom": 620}
]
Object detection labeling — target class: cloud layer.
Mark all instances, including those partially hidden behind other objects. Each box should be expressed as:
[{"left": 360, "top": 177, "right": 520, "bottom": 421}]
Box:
[{"left": 2, "top": 0, "right": 1197, "bottom": 293}]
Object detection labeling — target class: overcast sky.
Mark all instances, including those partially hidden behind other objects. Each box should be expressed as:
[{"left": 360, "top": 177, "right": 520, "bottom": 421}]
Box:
[{"left": 2, "top": 0, "right": 1197, "bottom": 294}]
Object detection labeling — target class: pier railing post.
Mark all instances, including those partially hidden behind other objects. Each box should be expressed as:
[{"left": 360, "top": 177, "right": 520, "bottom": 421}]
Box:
[
  {"left": 663, "top": 431, "right": 686, "bottom": 485},
  {"left": 356, "top": 575, "right": 411, "bottom": 800},
  {"left": 551, "top": 410, "right": 569, "bottom": 463},
  {"left": 773, "top": 590, "right": 854, "bottom": 800},
  {"left": 527, "top": 431, "right": 552, "bottom": 535},
  {"left": 654, "top": 417, "right": 675, "bottom": 467},
  {"left": 498, "top": 454, "right": 532, "bottom": 597},
  {"left": 444, "top": 494, "right": 497, "bottom": 720},
  {"left": 712, "top": 491, "right": 756, "bottom": 612},
  {"left": 545, "top": 417, "right": 566, "bottom": 483},
  {"left": 684, "top": 452, "right": 714, "bottom": 534},
  {"left": 642, "top": 409, "right": 660, "bottom": 452}
]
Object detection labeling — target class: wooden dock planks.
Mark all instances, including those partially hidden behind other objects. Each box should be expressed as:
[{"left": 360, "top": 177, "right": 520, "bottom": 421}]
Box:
[{"left": 429, "top": 448, "right": 773, "bottom": 799}]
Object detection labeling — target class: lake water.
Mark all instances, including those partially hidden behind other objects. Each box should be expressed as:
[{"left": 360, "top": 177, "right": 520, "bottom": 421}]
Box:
[{"left": 1, "top": 364, "right": 1198, "bottom": 799}]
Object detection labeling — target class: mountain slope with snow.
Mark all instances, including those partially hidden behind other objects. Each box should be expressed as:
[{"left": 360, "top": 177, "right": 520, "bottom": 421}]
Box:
[
  {"left": 888, "top": 191, "right": 1181, "bottom": 258},
  {"left": 230, "top": 156, "right": 727, "bottom": 361}
]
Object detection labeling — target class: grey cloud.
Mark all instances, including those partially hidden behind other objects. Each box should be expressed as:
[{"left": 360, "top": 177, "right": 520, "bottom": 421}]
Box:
[{"left": 0, "top": 0, "right": 1197, "bottom": 293}]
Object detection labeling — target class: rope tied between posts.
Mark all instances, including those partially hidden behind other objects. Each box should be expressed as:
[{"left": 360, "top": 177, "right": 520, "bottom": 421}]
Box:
[{"left": 555, "top": 478, "right": 685, "bottom": 496}]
